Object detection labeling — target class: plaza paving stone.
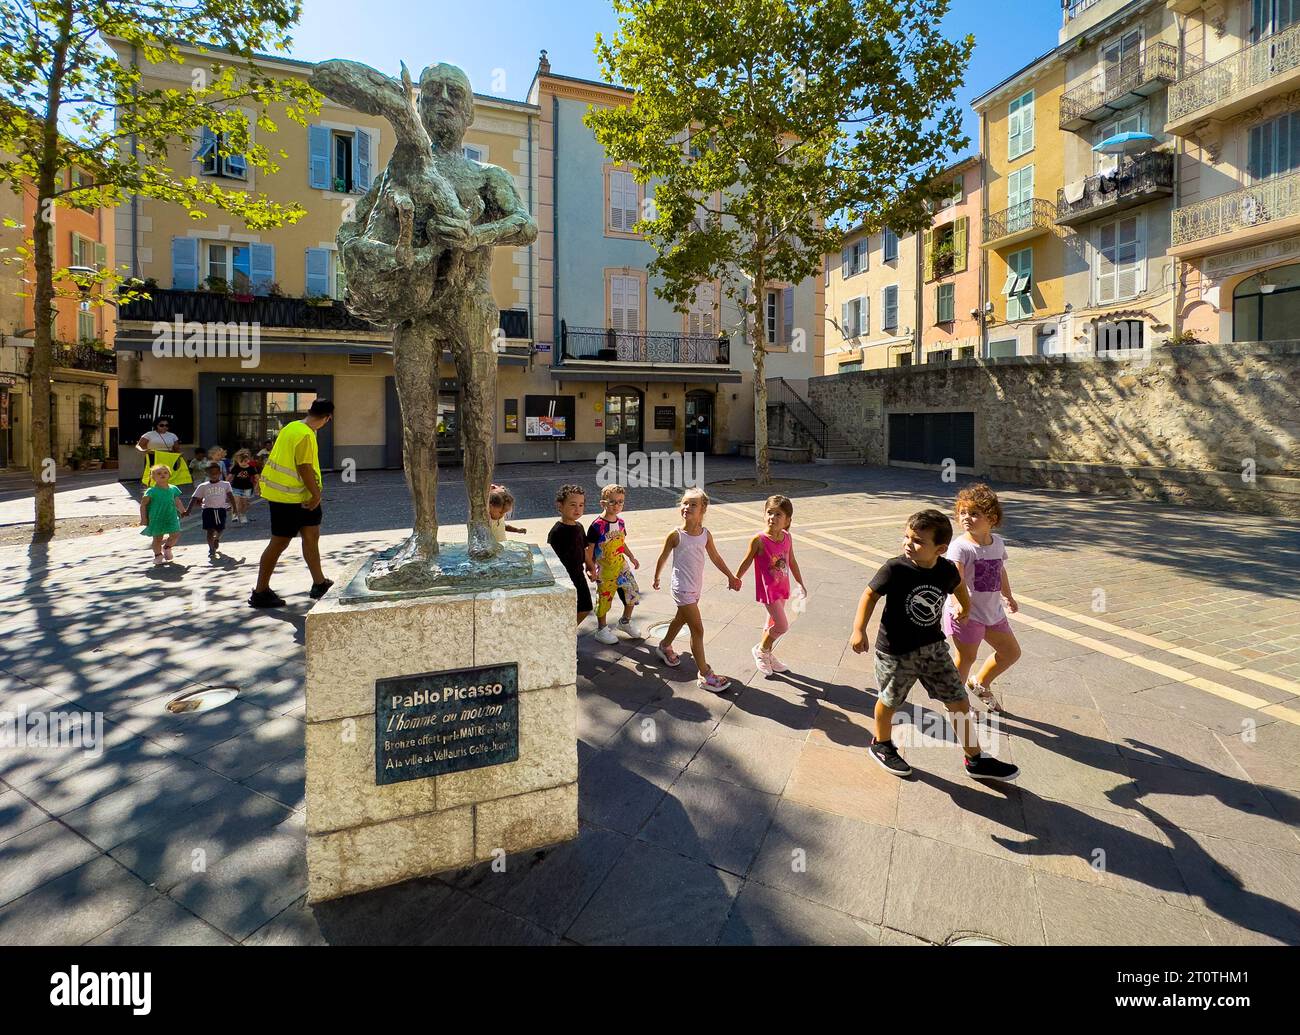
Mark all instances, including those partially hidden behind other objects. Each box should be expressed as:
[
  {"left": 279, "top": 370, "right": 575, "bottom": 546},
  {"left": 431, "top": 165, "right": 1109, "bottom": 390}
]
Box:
[{"left": 1, "top": 458, "right": 1299, "bottom": 944}]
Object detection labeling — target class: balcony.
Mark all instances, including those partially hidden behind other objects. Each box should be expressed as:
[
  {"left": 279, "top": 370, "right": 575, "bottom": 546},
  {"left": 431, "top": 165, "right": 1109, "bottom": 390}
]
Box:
[
  {"left": 26, "top": 342, "right": 117, "bottom": 375},
  {"left": 1168, "top": 23, "right": 1300, "bottom": 134},
  {"left": 1060, "top": 43, "right": 1179, "bottom": 131},
  {"left": 117, "top": 287, "right": 530, "bottom": 341},
  {"left": 559, "top": 324, "right": 730, "bottom": 365},
  {"left": 1170, "top": 169, "right": 1300, "bottom": 257},
  {"left": 1056, "top": 151, "right": 1176, "bottom": 227},
  {"left": 982, "top": 199, "right": 1057, "bottom": 249}
]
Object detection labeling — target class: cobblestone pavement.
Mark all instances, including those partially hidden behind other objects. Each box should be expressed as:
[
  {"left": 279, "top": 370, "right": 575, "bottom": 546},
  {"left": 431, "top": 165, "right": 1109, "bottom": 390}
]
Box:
[{"left": 0, "top": 458, "right": 1297, "bottom": 945}]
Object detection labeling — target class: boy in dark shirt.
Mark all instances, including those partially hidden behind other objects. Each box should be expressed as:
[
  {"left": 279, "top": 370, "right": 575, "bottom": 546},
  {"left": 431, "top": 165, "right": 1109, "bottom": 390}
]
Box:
[
  {"left": 849, "top": 509, "right": 1019, "bottom": 782},
  {"left": 547, "top": 484, "right": 593, "bottom": 625}
]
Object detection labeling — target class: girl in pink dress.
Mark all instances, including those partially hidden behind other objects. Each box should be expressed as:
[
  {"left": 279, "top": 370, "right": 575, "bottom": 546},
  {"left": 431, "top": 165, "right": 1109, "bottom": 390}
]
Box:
[{"left": 735, "top": 495, "right": 807, "bottom": 677}]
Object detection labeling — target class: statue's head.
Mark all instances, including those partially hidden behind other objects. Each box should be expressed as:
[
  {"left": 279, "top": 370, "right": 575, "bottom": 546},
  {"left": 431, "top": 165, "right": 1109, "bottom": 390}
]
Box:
[{"left": 418, "top": 64, "right": 474, "bottom": 147}]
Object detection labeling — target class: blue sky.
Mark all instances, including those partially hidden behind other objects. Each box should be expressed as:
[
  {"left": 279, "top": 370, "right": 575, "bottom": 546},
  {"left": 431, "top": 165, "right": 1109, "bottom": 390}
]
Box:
[{"left": 287, "top": 0, "right": 1062, "bottom": 157}]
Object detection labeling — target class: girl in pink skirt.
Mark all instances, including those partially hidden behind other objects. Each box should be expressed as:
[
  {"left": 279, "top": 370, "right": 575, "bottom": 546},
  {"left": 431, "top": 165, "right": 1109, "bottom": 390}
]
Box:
[{"left": 736, "top": 495, "right": 806, "bottom": 677}]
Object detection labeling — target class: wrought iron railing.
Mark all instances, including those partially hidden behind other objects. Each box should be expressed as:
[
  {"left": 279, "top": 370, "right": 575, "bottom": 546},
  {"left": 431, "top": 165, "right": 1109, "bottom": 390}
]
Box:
[
  {"left": 1059, "top": 43, "right": 1178, "bottom": 127},
  {"left": 1065, "top": 0, "right": 1104, "bottom": 19},
  {"left": 1056, "top": 151, "right": 1176, "bottom": 223},
  {"left": 1170, "top": 23, "right": 1300, "bottom": 123},
  {"left": 984, "top": 198, "right": 1056, "bottom": 243},
  {"left": 559, "top": 323, "right": 731, "bottom": 364},
  {"left": 766, "top": 377, "right": 827, "bottom": 457},
  {"left": 29, "top": 343, "right": 117, "bottom": 374},
  {"left": 1172, "top": 169, "right": 1300, "bottom": 247}
]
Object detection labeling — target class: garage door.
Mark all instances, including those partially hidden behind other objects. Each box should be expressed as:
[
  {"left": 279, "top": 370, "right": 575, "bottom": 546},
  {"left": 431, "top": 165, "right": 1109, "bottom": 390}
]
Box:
[{"left": 888, "top": 411, "right": 974, "bottom": 468}]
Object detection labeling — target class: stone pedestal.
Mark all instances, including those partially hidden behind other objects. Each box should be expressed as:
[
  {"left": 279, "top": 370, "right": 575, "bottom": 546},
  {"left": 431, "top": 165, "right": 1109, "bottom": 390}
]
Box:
[{"left": 303, "top": 546, "right": 578, "bottom": 903}]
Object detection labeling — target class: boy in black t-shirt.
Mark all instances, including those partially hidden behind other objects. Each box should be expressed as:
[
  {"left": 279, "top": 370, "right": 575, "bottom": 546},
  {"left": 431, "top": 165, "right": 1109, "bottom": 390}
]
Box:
[
  {"left": 547, "top": 484, "right": 594, "bottom": 625},
  {"left": 849, "top": 509, "right": 1019, "bottom": 782}
]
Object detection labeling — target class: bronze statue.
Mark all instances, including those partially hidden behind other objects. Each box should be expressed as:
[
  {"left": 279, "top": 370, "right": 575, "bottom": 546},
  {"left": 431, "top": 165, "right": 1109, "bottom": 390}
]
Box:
[{"left": 310, "top": 59, "right": 537, "bottom": 589}]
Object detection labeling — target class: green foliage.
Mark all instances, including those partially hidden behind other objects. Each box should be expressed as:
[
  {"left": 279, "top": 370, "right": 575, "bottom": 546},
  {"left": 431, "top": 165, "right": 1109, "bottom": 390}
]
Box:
[{"left": 586, "top": 0, "right": 973, "bottom": 315}]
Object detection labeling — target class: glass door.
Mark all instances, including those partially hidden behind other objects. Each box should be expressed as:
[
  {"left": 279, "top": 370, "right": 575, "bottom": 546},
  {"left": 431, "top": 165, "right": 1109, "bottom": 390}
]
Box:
[
  {"left": 684, "top": 390, "right": 714, "bottom": 455},
  {"left": 604, "top": 387, "right": 643, "bottom": 452}
]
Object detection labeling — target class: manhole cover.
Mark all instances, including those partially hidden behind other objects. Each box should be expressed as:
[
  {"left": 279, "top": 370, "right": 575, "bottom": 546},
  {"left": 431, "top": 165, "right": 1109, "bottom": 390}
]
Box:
[
  {"left": 165, "top": 686, "right": 239, "bottom": 714},
  {"left": 646, "top": 621, "right": 673, "bottom": 641},
  {"left": 946, "top": 934, "right": 1007, "bottom": 946}
]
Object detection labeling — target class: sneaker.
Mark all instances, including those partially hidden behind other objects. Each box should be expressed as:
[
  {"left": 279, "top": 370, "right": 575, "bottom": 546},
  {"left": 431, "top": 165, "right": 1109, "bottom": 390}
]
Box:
[
  {"left": 869, "top": 736, "right": 912, "bottom": 777},
  {"left": 309, "top": 579, "right": 335, "bottom": 600},
  {"left": 248, "top": 589, "right": 286, "bottom": 609},
  {"left": 617, "top": 618, "right": 642, "bottom": 639},
  {"left": 593, "top": 626, "right": 619, "bottom": 645},
  {"left": 751, "top": 645, "right": 774, "bottom": 677},
  {"left": 655, "top": 643, "right": 681, "bottom": 667},
  {"left": 208, "top": 547, "right": 217, "bottom": 560},
  {"left": 698, "top": 671, "right": 732, "bottom": 693},
  {"left": 967, "top": 679, "right": 1001, "bottom": 713},
  {"left": 767, "top": 651, "right": 790, "bottom": 674},
  {"left": 964, "top": 754, "right": 1019, "bottom": 783}
]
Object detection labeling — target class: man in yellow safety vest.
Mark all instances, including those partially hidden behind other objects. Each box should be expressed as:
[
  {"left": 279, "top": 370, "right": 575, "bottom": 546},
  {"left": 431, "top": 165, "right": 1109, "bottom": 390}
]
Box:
[{"left": 249, "top": 399, "right": 335, "bottom": 608}]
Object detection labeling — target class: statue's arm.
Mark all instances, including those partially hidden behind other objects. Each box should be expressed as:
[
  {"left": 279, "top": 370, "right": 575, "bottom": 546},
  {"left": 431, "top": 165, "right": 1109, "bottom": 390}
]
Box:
[{"left": 474, "top": 165, "right": 538, "bottom": 249}]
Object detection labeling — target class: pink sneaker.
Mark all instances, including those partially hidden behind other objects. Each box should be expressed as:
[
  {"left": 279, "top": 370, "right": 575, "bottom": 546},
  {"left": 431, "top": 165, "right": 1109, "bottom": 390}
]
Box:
[
  {"left": 767, "top": 652, "right": 790, "bottom": 674},
  {"left": 751, "top": 645, "right": 773, "bottom": 677}
]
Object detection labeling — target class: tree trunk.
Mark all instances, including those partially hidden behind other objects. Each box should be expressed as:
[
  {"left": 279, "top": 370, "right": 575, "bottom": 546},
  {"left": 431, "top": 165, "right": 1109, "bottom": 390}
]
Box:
[{"left": 750, "top": 233, "right": 770, "bottom": 489}]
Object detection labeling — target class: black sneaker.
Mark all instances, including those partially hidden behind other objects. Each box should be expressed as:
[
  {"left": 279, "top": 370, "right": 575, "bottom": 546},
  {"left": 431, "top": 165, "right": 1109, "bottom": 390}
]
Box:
[
  {"left": 869, "top": 737, "right": 912, "bottom": 777},
  {"left": 248, "top": 589, "right": 286, "bottom": 609},
  {"left": 309, "top": 579, "right": 334, "bottom": 600},
  {"left": 965, "top": 754, "right": 1019, "bottom": 783}
]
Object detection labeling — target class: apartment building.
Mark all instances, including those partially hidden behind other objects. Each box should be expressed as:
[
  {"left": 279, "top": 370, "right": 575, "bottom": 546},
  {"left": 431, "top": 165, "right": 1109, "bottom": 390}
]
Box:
[
  {"left": 108, "top": 39, "right": 539, "bottom": 480},
  {"left": 920, "top": 155, "right": 984, "bottom": 362},
  {"left": 1057, "top": 0, "right": 1180, "bottom": 354},
  {"left": 1166, "top": 0, "right": 1300, "bottom": 342},
  {"left": 823, "top": 222, "right": 916, "bottom": 372},
  {"left": 531, "top": 56, "right": 823, "bottom": 458},
  {"left": 974, "top": 49, "right": 1070, "bottom": 358},
  {"left": 0, "top": 167, "right": 117, "bottom": 469}
]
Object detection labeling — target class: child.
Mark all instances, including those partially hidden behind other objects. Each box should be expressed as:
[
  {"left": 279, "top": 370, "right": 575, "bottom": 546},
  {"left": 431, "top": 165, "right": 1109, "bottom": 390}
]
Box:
[
  {"left": 585, "top": 484, "right": 642, "bottom": 644},
  {"left": 188, "top": 447, "right": 210, "bottom": 483},
  {"left": 945, "top": 483, "right": 1021, "bottom": 713},
  {"left": 208, "top": 445, "right": 229, "bottom": 479},
  {"left": 228, "top": 449, "right": 259, "bottom": 525},
  {"left": 547, "top": 484, "right": 592, "bottom": 626},
  {"left": 849, "top": 509, "right": 1019, "bottom": 782},
  {"left": 186, "top": 462, "right": 233, "bottom": 559},
  {"left": 139, "top": 463, "right": 184, "bottom": 564},
  {"left": 735, "top": 494, "right": 806, "bottom": 677},
  {"left": 652, "top": 487, "right": 742, "bottom": 693},
  {"left": 488, "top": 484, "right": 526, "bottom": 542}
]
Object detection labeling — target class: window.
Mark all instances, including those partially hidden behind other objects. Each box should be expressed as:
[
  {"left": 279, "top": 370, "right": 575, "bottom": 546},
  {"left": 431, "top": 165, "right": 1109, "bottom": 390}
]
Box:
[
  {"left": 928, "top": 349, "right": 952, "bottom": 365},
  {"left": 840, "top": 296, "right": 867, "bottom": 339},
  {"left": 687, "top": 282, "right": 717, "bottom": 337},
  {"left": 199, "top": 240, "right": 274, "bottom": 294},
  {"left": 1096, "top": 215, "right": 1142, "bottom": 303},
  {"left": 1008, "top": 90, "right": 1035, "bottom": 160},
  {"left": 1005, "top": 248, "right": 1033, "bottom": 320},
  {"left": 1102, "top": 29, "right": 1142, "bottom": 94},
  {"left": 923, "top": 217, "right": 968, "bottom": 280},
  {"left": 70, "top": 232, "right": 105, "bottom": 272},
  {"left": 1248, "top": 111, "right": 1300, "bottom": 182},
  {"left": 765, "top": 287, "right": 794, "bottom": 347},
  {"left": 194, "top": 127, "right": 247, "bottom": 180},
  {"left": 607, "top": 168, "right": 641, "bottom": 234},
  {"left": 941, "top": 176, "right": 963, "bottom": 209},
  {"left": 936, "top": 282, "right": 956, "bottom": 323},
  {"left": 1007, "top": 166, "right": 1035, "bottom": 232},
  {"left": 1097, "top": 110, "right": 1146, "bottom": 174},
  {"left": 841, "top": 238, "right": 868, "bottom": 278},
  {"left": 883, "top": 228, "right": 899, "bottom": 263},
  {"left": 839, "top": 360, "right": 863, "bottom": 372},
  {"left": 207, "top": 242, "right": 252, "bottom": 292},
  {"left": 77, "top": 308, "right": 96, "bottom": 342},
  {"left": 882, "top": 285, "right": 899, "bottom": 330},
  {"left": 1250, "top": 0, "right": 1298, "bottom": 43},
  {"left": 463, "top": 145, "right": 484, "bottom": 162},
  {"left": 305, "top": 247, "right": 345, "bottom": 300},
  {"left": 987, "top": 338, "right": 1018, "bottom": 359},
  {"left": 960, "top": 346, "right": 976, "bottom": 361},
  {"left": 308, "top": 125, "right": 371, "bottom": 193},
  {"left": 824, "top": 255, "right": 831, "bottom": 286},
  {"left": 1094, "top": 318, "right": 1145, "bottom": 355},
  {"left": 609, "top": 274, "right": 643, "bottom": 331},
  {"left": 896, "top": 353, "right": 912, "bottom": 366}
]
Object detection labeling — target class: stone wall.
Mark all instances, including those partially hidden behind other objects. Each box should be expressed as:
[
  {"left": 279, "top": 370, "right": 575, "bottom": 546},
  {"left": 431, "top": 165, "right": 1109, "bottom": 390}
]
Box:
[{"left": 804, "top": 341, "right": 1300, "bottom": 517}]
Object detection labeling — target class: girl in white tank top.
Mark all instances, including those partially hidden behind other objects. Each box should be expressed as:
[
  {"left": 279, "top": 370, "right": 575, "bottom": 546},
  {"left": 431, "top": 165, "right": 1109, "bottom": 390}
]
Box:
[{"left": 651, "top": 488, "right": 742, "bottom": 693}]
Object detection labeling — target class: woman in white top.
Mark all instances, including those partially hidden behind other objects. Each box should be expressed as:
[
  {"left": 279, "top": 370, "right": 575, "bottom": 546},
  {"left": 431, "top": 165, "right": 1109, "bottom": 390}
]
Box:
[{"left": 136, "top": 418, "right": 179, "bottom": 454}]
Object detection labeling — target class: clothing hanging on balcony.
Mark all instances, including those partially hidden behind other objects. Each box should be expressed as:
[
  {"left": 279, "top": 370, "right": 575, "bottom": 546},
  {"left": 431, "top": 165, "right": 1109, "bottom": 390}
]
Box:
[{"left": 1064, "top": 180, "right": 1087, "bottom": 205}]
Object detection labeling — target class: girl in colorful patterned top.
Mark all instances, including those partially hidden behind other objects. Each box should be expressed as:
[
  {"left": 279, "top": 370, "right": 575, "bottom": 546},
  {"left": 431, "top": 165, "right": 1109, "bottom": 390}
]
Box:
[
  {"left": 585, "top": 484, "right": 642, "bottom": 644},
  {"left": 735, "top": 494, "right": 806, "bottom": 677}
]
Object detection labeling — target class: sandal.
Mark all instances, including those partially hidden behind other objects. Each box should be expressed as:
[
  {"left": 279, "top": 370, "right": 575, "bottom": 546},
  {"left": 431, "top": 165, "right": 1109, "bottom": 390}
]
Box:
[
  {"left": 656, "top": 643, "right": 680, "bottom": 667},
  {"left": 153, "top": 553, "right": 164, "bottom": 565},
  {"left": 968, "top": 680, "right": 1000, "bottom": 713}
]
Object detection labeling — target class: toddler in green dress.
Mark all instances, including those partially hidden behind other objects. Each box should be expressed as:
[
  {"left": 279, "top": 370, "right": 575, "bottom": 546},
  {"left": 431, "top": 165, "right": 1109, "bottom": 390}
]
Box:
[{"left": 140, "top": 464, "right": 185, "bottom": 564}]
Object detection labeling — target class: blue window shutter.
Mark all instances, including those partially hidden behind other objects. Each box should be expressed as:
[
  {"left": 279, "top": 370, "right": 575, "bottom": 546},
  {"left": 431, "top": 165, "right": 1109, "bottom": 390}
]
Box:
[
  {"left": 841, "top": 246, "right": 851, "bottom": 279},
  {"left": 193, "top": 126, "right": 216, "bottom": 162},
  {"left": 354, "top": 128, "right": 371, "bottom": 191},
  {"left": 171, "top": 237, "right": 199, "bottom": 290},
  {"left": 249, "top": 243, "right": 274, "bottom": 295},
  {"left": 227, "top": 150, "right": 247, "bottom": 177},
  {"left": 782, "top": 287, "right": 794, "bottom": 344},
  {"left": 305, "top": 248, "right": 330, "bottom": 296},
  {"left": 309, "top": 125, "right": 331, "bottom": 189}
]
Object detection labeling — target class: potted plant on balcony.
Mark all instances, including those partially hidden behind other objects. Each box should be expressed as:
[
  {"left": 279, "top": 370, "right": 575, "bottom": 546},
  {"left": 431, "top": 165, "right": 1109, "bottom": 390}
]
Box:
[
  {"left": 203, "top": 275, "right": 229, "bottom": 294},
  {"left": 933, "top": 238, "right": 956, "bottom": 278},
  {"left": 306, "top": 291, "right": 334, "bottom": 308}
]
